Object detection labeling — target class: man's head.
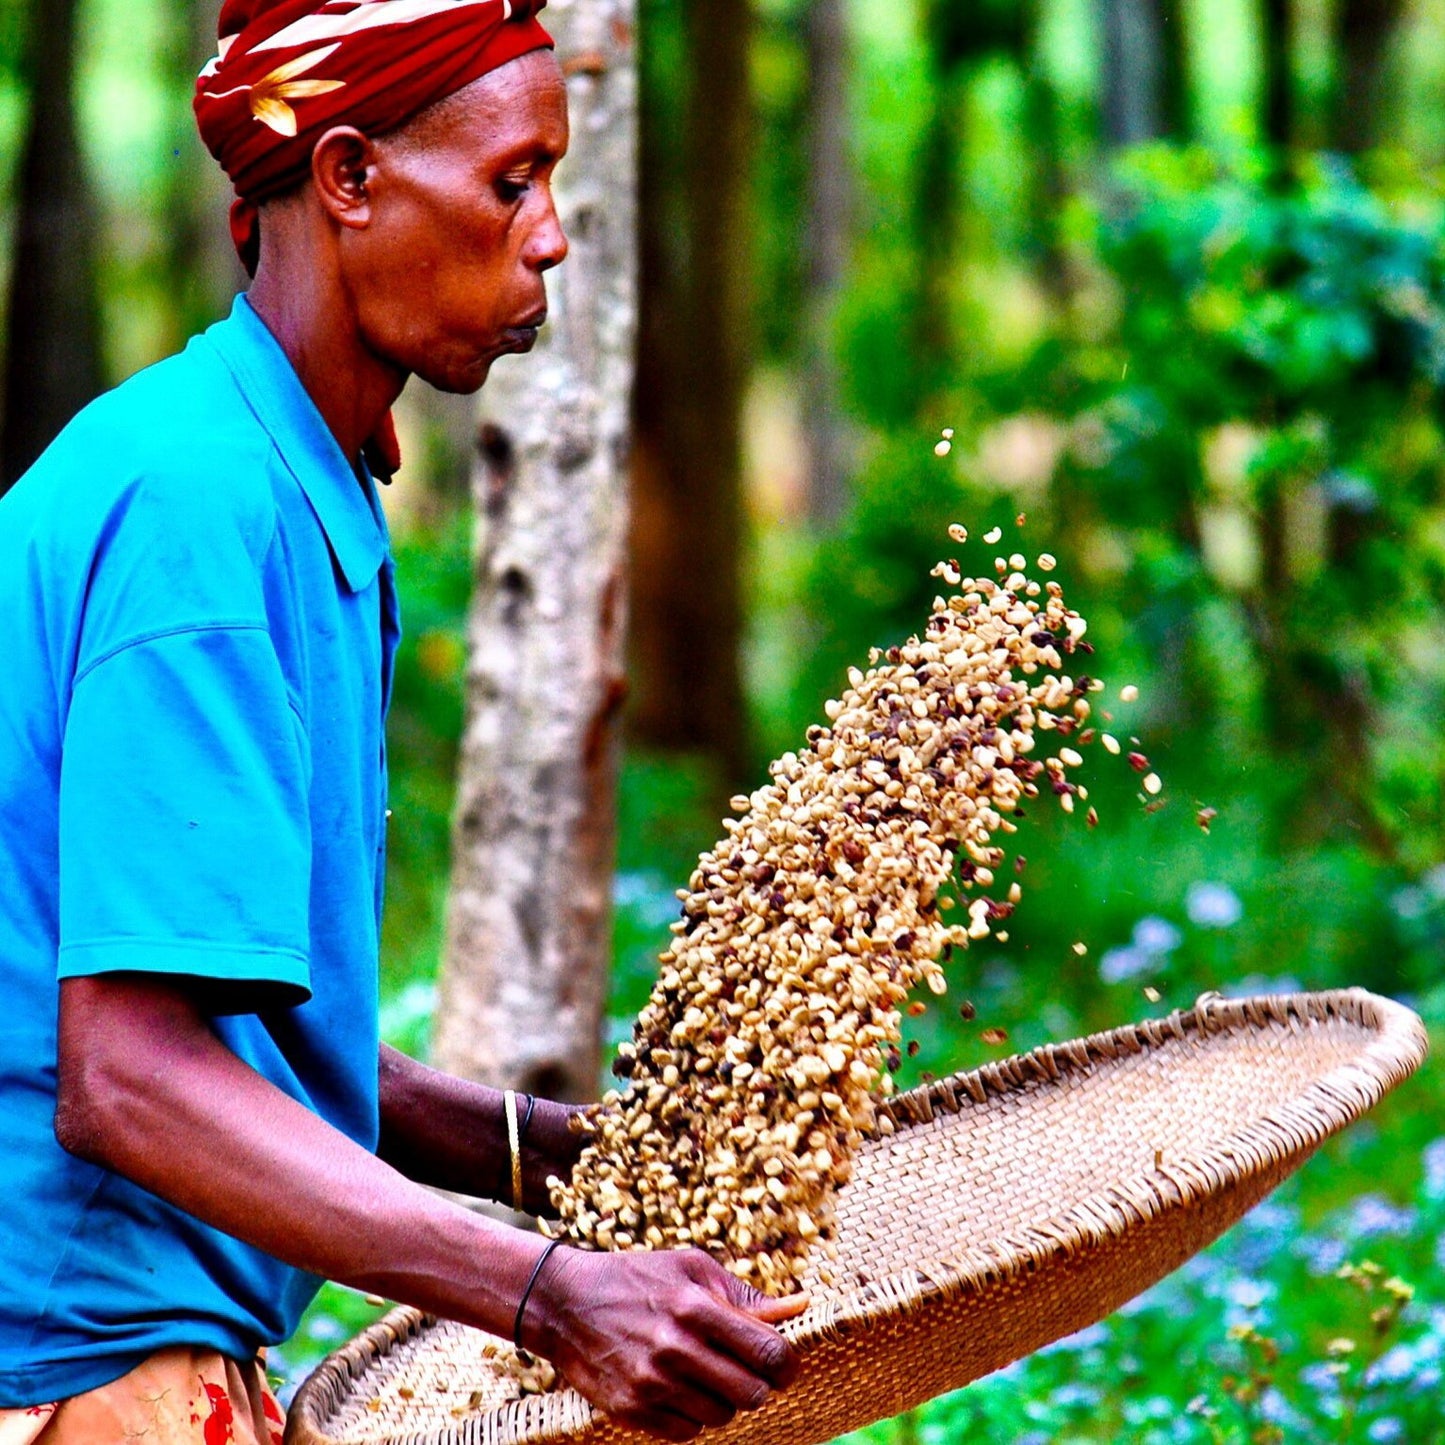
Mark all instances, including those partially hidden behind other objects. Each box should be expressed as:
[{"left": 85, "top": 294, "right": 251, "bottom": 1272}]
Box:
[
  {"left": 272, "top": 53, "right": 569, "bottom": 394},
  {"left": 196, "top": 0, "right": 567, "bottom": 395}
]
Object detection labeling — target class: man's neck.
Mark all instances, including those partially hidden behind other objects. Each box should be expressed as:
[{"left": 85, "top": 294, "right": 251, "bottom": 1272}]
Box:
[{"left": 246, "top": 255, "right": 407, "bottom": 467}]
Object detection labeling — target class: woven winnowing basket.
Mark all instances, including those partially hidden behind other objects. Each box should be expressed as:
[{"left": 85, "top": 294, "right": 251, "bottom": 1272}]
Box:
[{"left": 287, "top": 989, "right": 1427, "bottom": 1445}]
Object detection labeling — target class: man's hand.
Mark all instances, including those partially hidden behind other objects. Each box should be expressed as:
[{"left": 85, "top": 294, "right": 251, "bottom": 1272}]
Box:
[{"left": 527, "top": 1246, "right": 806, "bottom": 1442}]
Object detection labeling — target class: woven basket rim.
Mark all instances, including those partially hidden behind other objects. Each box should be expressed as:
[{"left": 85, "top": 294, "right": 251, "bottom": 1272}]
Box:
[
  {"left": 287, "top": 987, "right": 1428, "bottom": 1445},
  {"left": 814, "top": 986, "right": 1427, "bottom": 1335}
]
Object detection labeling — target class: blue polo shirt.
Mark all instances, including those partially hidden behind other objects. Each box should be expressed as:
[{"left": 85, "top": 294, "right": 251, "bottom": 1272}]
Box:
[{"left": 0, "top": 296, "right": 398, "bottom": 1405}]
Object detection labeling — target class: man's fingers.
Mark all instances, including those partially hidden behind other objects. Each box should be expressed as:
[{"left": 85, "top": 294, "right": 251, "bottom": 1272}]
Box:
[
  {"left": 672, "top": 1345, "right": 774, "bottom": 1413},
  {"left": 649, "top": 1381, "right": 740, "bottom": 1431},
  {"left": 693, "top": 1299, "right": 800, "bottom": 1390},
  {"left": 710, "top": 1264, "right": 808, "bottom": 1323},
  {"left": 745, "top": 1292, "right": 810, "bottom": 1324}
]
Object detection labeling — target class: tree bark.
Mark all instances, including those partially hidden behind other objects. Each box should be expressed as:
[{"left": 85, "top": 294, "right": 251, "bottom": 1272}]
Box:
[
  {"left": 628, "top": 0, "right": 752, "bottom": 786},
  {"left": 1, "top": 0, "right": 104, "bottom": 494},
  {"left": 1158, "top": 1, "right": 1191, "bottom": 139},
  {"left": 801, "top": 0, "right": 853, "bottom": 526},
  {"left": 1261, "top": 0, "right": 1296, "bottom": 149},
  {"left": 1098, "top": 0, "right": 1184, "bottom": 147},
  {"left": 433, "top": 5, "right": 637, "bottom": 1102},
  {"left": 911, "top": 0, "right": 969, "bottom": 387},
  {"left": 1331, "top": 0, "right": 1406, "bottom": 153},
  {"left": 1018, "top": 0, "right": 1071, "bottom": 298},
  {"left": 164, "top": 0, "right": 247, "bottom": 345}
]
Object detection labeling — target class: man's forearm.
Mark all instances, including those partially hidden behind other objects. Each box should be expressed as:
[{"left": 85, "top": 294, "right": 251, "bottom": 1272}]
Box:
[
  {"left": 55, "top": 976, "right": 552, "bottom": 1336},
  {"left": 377, "top": 1044, "right": 581, "bottom": 1212},
  {"left": 55, "top": 975, "right": 806, "bottom": 1438}
]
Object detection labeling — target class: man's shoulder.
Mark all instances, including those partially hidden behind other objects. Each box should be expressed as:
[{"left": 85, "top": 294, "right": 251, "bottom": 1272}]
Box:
[
  {"left": 8, "top": 326, "right": 287, "bottom": 553},
  {"left": 62, "top": 330, "right": 275, "bottom": 494}
]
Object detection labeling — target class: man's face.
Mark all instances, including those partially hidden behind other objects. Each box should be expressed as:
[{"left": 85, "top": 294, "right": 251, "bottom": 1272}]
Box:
[{"left": 347, "top": 50, "right": 570, "bottom": 393}]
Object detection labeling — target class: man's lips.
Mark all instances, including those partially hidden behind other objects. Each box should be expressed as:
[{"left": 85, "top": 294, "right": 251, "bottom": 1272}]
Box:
[{"left": 501, "top": 310, "right": 548, "bottom": 350}]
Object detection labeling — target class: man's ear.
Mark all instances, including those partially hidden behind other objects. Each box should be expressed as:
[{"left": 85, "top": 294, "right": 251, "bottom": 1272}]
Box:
[{"left": 310, "top": 125, "right": 377, "bottom": 230}]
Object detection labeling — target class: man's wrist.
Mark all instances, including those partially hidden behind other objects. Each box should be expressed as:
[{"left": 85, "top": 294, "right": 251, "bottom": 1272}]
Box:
[
  {"left": 520, "top": 1099, "right": 585, "bottom": 1213},
  {"left": 516, "top": 1240, "right": 575, "bottom": 1357}
]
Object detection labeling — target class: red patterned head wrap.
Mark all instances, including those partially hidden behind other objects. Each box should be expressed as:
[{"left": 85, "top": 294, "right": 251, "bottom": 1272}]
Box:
[
  {"left": 195, "top": 0, "right": 553, "bottom": 269},
  {"left": 195, "top": 0, "right": 553, "bottom": 476}
]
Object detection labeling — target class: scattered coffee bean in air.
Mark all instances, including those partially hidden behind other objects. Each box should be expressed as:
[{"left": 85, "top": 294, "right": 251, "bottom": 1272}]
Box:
[{"left": 540, "top": 522, "right": 1166, "bottom": 1350}]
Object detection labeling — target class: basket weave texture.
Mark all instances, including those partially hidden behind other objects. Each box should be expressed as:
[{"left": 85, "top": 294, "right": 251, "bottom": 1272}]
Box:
[{"left": 286, "top": 989, "right": 1427, "bottom": 1445}]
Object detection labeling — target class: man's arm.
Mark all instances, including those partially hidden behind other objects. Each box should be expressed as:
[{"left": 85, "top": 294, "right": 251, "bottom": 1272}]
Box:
[
  {"left": 376, "top": 1043, "right": 583, "bottom": 1213},
  {"left": 55, "top": 974, "right": 803, "bottom": 1442}
]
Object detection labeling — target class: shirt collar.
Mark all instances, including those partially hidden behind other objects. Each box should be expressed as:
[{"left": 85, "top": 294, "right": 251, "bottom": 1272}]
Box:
[{"left": 207, "top": 295, "right": 390, "bottom": 594}]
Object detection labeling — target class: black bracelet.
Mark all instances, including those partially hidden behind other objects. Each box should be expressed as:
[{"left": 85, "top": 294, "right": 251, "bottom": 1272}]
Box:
[
  {"left": 513, "top": 1237, "right": 565, "bottom": 1353},
  {"left": 519, "top": 1091, "right": 538, "bottom": 1144}
]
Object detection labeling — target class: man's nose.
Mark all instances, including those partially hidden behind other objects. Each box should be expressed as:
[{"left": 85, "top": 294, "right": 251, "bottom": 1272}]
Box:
[{"left": 530, "top": 194, "right": 569, "bottom": 272}]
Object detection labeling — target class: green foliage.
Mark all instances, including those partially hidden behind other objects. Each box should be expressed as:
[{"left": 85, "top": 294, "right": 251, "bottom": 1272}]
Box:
[
  {"left": 771, "top": 149, "right": 1445, "bottom": 1031},
  {"left": 1043, "top": 148, "right": 1445, "bottom": 869},
  {"left": 378, "top": 514, "right": 472, "bottom": 1002}
]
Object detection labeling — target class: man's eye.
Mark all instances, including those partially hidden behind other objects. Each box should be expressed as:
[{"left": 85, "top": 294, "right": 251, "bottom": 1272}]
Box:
[{"left": 496, "top": 177, "right": 530, "bottom": 203}]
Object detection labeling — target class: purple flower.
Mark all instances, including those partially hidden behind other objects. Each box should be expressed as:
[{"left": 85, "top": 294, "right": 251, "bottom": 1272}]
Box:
[
  {"left": 1100, "top": 946, "right": 1156, "bottom": 983},
  {"left": 1367, "top": 1345, "right": 1420, "bottom": 1387},
  {"left": 1300, "top": 1361, "right": 1342, "bottom": 1395},
  {"left": 1392, "top": 886, "right": 1430, "bottom": 921},
  {"left": 1133, "top": 915, "right": 1183, "bottom": 954},
  {"left": 1186, "top": 881, "right": 1243, "bottom": 928},
  {"left": 1347, "top": 1194, "right": 1416, "bottom": 1238},
  {"left": 1422, "top": 1137, "right": 1445, "bottom": 1201},
  {"left": 1297, "top": 1233, "right": 1348, "bottom": 1276}
]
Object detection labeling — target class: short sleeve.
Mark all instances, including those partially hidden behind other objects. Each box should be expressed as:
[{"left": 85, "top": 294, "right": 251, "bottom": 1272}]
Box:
[{"left": 58, "top": 623, "right": 313, "bottom": 1006}]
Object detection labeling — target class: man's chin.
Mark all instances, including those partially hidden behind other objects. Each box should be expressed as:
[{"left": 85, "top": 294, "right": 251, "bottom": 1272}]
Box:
[{"left": 420, "top": 356, "right": 496, "bottom": 396}]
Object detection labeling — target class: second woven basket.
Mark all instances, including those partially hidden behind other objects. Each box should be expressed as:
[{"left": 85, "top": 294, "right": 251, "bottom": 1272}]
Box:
[{"left": 286, "top": 988, "right": 1427, "bottom": 1445}]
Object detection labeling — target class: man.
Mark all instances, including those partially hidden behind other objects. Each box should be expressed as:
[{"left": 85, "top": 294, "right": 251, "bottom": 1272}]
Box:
[{"left": 0, "top": 3, "right": 801, "bottom": 1441}]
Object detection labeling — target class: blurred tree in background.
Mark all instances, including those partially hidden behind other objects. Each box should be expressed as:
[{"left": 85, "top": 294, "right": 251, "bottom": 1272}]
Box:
[{"left": 0, "top": 0, "right": 101, "bottom": 488}]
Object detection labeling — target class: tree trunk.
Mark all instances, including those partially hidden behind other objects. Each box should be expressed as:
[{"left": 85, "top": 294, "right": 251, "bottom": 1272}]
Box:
[
  {"left": 1, "top": 0, "right": 104, "bottom": 494},
  {"left": 628, "top": 0, "right": 752, "bottom": 787},
  {"left": 801, "top": 0, "right": 853, "bottom": 526},
  {"left": 1158, "top": 1, "right": 1191, "bottom": 139},
  {"left": 433, "top": 5, "right": 637, "bottom": 1102},
  {"left": 1331, "top": 0, "right": 1406, "bottom": 153},
  {"left": 911, "top": 0, "right": 969, "bottom": 389},
  {"left": 1260, "top": 0, "right": 1296, "bottom": 149},
  {"left": 1017, "top": 0, "right": 1071, "bottom": 298},
  {"left": 164, "top": 0, "right": 247, "bottom": 344},
  {"left": 1098, "top": 0, "right": 1182, "bottom": 147}
]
